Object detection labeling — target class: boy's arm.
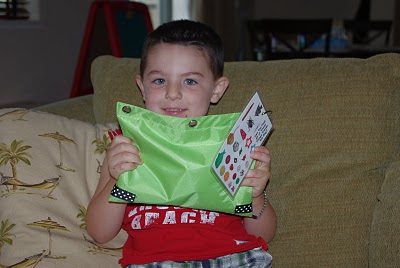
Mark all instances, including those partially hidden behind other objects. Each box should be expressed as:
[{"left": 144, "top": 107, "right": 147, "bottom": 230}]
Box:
[
  {"left": 86, "top": 154, "right": 127, "bottom": 244},
  {"left": 240, "top": 146, "right": 277, "bottom": 243},
  {"left": 87, "top": 135, "right": 143, "bottom": 244},
  {"left": 243, "top": 196, "right": 276, "bottom": 243}
]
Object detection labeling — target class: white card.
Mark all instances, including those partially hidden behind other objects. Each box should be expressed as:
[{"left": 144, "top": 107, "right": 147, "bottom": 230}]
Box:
[{"left": 211, "top": 91, "right": 273, "bottom": 197}]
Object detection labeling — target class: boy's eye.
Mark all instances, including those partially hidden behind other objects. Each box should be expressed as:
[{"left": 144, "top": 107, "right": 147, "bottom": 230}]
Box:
[
  {"left": 184, "top": 79, "right": 197, "bottom": 85},
  {"left": 153, "top": 78, "right": 165, "bottom": 85}
]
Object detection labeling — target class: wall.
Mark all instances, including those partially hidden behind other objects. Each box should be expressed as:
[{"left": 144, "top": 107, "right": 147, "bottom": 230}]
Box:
[{"left": 0, "top": 0, "right": 92, "bottom": 108}]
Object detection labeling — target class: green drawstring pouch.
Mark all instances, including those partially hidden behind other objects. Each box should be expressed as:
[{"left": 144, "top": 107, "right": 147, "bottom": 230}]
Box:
[{"left": 109, "top": 102, "right": 253, "bottom": 216}]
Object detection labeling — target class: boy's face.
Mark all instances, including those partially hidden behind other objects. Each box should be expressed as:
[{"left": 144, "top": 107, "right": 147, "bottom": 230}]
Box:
[{"left": 136, "top": 43, "right": 228, "bottom": 118}]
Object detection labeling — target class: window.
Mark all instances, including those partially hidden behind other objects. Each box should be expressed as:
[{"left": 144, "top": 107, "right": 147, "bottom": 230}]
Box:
[
  {"left": 0, "top": 0, "right": 40, "bottom": 21},
  {"left": 135, "top": 0, "right": 161, "bottom": 27},
  {"left": 134, "top": 0, "right": 192, "bottom": 28},
  {"left": 171, "top": 0, "right": 191, "bottom": 21}
]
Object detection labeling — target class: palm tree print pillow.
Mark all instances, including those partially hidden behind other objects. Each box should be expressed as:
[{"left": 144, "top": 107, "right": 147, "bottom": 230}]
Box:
[{"left": 0, "top": 108, "right": 126, "bottom": 267}]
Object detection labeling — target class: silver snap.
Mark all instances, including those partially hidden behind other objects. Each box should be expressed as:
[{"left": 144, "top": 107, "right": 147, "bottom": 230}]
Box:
[
  {"left": 188, "top": 120, "right": 197, "bottom": 127},
  {"left": 122, "top": 106, "right": 131, "bottom": 114}
]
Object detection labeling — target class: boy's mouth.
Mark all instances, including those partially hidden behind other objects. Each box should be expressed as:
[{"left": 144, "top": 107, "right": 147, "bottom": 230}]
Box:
[{"left": 163, "top": 108, "right": 188, "bottom": 117}]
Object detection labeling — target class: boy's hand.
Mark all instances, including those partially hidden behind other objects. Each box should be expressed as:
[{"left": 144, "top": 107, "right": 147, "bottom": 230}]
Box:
[
  {"left": 241, "top": 146, "right": 271, "bottom": 198},
  {"left": 107, "top": 135, "right": 143, "bottom": 180}
]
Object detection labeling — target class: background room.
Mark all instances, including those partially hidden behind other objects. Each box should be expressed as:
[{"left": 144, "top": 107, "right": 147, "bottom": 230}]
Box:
[{"left": 0, "top": 0, "right": 396, "bottom": 109}]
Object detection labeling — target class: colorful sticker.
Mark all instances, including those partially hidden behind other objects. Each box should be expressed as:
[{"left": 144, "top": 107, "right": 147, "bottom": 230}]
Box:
[{"left": 211, "top": 91, "right": 273, "bottom": 197}]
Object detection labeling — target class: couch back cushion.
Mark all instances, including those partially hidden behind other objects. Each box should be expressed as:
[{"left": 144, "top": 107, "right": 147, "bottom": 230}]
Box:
[{"left": 91, "top": 54, "right": 400, "bottom": 267}]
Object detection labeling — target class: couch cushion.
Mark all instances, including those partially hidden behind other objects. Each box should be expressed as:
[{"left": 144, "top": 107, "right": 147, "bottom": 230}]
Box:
[
  {"left": 92, "top": 57, "right": 142, "bottom": 125},
  {"left": 91, "top": 53, "right": 400, "bottom": 267},
  {"left": 369, "top": 160, "right": 400, "bottom": 267},
  {"left": 0, "top": 108, "right": 124, "bottom": 267},
  {"left": 35, "top": 95, "right": 96, "bottom": 124}
]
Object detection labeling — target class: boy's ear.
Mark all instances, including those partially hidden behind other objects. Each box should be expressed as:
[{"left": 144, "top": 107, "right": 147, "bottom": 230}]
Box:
[
  {"left": 136, "top": 74, "right": 145, "bottom": 101},
  {"left": 211, "top": 76, "right": 229, "bottom": 104}
]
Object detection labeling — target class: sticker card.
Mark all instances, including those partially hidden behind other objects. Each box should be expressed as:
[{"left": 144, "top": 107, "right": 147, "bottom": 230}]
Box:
[{"left": 211, "top": 91, "right": 273, "bottom": 197}]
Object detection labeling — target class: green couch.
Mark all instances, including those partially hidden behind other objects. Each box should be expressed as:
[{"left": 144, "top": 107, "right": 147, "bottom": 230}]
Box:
[{"left": 1, "top": 53, "right": 399, "bottom": 267}]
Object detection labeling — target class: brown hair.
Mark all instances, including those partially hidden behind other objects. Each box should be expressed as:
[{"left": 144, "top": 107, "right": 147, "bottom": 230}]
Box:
[{"left": 140, "top": 19, "right": 224, "bottom": 79}]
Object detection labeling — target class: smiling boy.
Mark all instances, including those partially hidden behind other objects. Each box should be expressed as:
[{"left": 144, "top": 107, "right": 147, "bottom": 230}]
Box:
[{"left": 87, "top": 20, "right": 276, "bottom": 268}]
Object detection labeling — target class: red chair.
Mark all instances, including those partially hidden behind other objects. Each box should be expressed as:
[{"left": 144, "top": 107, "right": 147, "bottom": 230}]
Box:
[{"left": 70, "top": 0, "right": 153, "bottom": 98}]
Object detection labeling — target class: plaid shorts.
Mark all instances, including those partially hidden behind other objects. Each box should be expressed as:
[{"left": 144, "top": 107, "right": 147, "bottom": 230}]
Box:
[{"left": 126, "top": 248, "right": 272, "bottom": 268}]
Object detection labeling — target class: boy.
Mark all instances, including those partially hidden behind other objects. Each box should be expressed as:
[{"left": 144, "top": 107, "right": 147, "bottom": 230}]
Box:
[{"left": 87, "top": 20, "right": 276, "bottom": 267}]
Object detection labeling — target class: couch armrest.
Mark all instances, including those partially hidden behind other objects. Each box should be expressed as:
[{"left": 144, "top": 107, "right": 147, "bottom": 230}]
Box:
[{"left": 34, "top": 95, "right": 95, "bottom": 123}]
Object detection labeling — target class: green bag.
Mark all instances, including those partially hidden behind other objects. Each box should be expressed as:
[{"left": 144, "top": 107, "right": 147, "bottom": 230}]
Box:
[{"left": 109, "top": 102, "right": 253, "bottom": 216}]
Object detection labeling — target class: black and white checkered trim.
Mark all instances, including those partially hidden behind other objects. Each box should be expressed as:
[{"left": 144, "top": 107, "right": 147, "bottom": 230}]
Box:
[
  {"left": 110, "top": 185, "right": 136, "bottom": 202},
  {"left": 234, "top": 203, "right": 252, "bottom": 214}
]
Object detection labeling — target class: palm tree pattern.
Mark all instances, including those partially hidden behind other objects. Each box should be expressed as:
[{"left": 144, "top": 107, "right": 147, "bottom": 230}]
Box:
[
  {"left": 0, "top": 219, "right": 16, "bottom": 258},
  {"left": 0, "top": 110, "right": 124, "bottom": 266},
  {"left": 0, "top": 140, "right": 32, "bottom": 191}
]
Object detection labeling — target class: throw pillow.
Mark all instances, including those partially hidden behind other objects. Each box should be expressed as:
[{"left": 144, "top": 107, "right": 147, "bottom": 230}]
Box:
[{"left": 0, "top": 108, "right": 124, "bottom": 268}]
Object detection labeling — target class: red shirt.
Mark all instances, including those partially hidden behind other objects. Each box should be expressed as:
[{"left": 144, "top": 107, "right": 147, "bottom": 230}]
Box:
[{"left": 119, "top": 204, "right": 267, "bottom": 266}]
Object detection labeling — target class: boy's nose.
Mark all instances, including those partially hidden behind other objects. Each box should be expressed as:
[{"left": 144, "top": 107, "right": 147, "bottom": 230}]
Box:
[{"left": 165, "top": 84, "right": 182, "bottom": 100}]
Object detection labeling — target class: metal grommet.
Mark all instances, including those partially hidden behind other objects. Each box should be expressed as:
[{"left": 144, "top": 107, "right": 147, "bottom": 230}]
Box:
[
  {"left": 188, "top": 120, "right": 197, "bottom": 127},
  {"left": 122, "top": 106, "right": 131, "bottom": 114}
]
